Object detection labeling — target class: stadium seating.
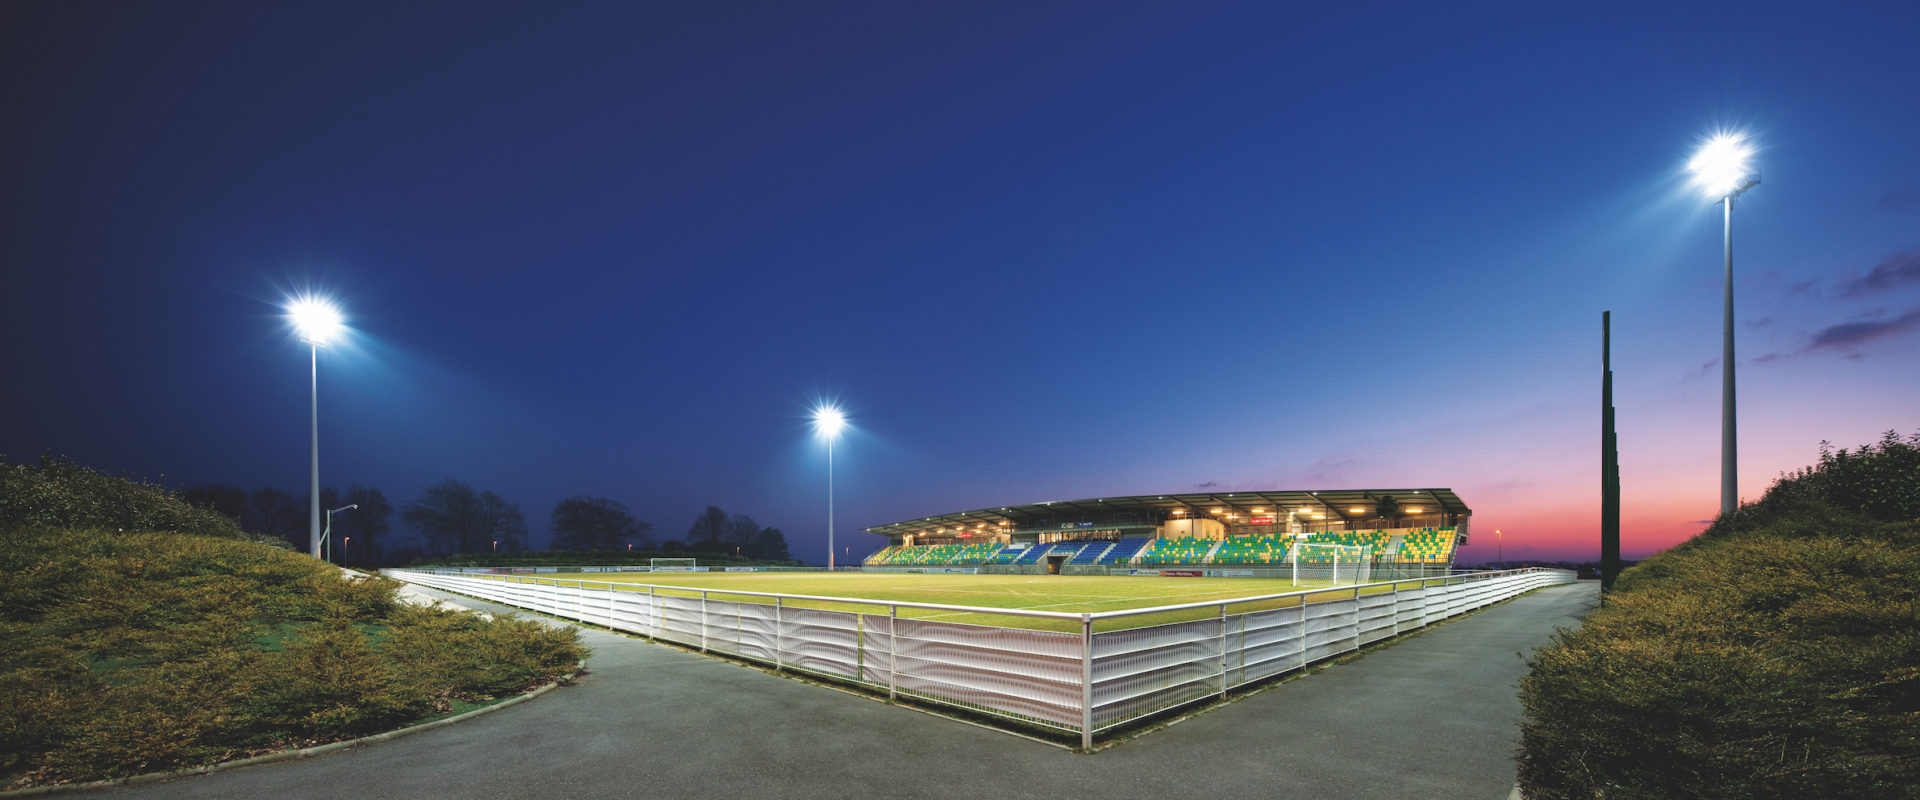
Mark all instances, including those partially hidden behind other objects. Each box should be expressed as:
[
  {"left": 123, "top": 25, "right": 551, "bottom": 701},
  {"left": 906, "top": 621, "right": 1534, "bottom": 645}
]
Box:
[
  {"left": 987, "top": 545, "right": 1025, "bottom": 564},
  {"left": 1210, "top": 533, "right": 1294, "bottom": 565},
  {"left": 1397, "top": 527, "right": 1458, "bottom": 563},
  {"left": 1301, "top": 529, "right": 1392, "bottom": 558},
  {"left": 1068, "top": 541, "right": 1112, "bottom": 564},
  {"left": 864, "top": 541, "right": 1006, "bottom": 566},
  {"left": 1102, "top": 537, "right": 1152, "bottom": 564},
  {"left": 1013, "top": 544, "right": 1056, "bottom": 564},
  {"left": 1138, "top": 537, "right": 1215, "bottom": 565},
  {"left": 947, "top": 541, "right": 1001, "bottom": 564}
]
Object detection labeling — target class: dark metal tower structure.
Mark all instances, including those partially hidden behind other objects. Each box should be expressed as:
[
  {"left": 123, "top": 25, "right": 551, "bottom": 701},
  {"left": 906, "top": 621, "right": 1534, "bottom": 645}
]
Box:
[{"left": 1601, "top": 312, "right": 1621, "bottom": 594}]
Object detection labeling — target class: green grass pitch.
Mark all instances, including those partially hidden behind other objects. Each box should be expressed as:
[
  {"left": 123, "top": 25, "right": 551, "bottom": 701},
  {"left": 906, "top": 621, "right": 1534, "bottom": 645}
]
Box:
[{"left": 478, "top": 571, "right": 1417, "bottom": 633}]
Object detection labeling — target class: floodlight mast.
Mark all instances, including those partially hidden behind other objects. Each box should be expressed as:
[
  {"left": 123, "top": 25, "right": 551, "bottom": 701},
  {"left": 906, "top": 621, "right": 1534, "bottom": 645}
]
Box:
[
  {"left": 288, "top": 297, "right": 344, "bottom": 560},
  {"left": 812, "top": 406, "right": 847, "bottom": 570},
  {"left": 1688, "top": 133, "right": 1759, "bottom": 518}
]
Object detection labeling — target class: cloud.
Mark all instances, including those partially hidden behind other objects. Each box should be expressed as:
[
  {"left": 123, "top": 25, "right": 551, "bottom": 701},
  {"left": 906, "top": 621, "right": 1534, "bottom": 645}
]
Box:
[
  {"left": 1194, "top": 481, "right": 1219, "bottom": 489},
  {"left": 1807, "top": 306, "right": 1920, "bottom": 350},
  {"left": 1841, "top": 250, "right": 1920, "bottom": 296},
  {"left": 1684, "top": 358, "right": 1718, "bottom": 381}
]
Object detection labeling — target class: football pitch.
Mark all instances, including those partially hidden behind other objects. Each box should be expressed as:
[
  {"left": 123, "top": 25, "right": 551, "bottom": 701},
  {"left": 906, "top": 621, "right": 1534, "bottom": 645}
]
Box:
[{"left": 482, "top": 571, "right": 1414, "bottom": 633}]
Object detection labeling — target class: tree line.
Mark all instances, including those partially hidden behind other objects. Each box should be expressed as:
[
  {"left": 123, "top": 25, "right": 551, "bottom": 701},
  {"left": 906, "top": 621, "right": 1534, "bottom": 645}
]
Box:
[{"left": 179, "top": 480, "right": 790, "bottom": 564}]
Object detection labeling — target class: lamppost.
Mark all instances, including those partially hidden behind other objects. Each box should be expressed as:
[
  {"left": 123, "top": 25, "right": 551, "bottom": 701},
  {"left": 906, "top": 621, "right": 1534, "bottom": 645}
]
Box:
[
  {"left": 1496, "top": 528, "right": 1503, "bottom": 570},
  {"left": 289, "top": 297, "right": 344, "bottom": 560},
  {"left": 812, "top": 404, "right": 847, "bottom": 570},
  {"left": 323, "top": 503, "right": 357, "bottom": 564},
  {"left": 1688, "top": 133, "right": 1760, "bottom": 518}
]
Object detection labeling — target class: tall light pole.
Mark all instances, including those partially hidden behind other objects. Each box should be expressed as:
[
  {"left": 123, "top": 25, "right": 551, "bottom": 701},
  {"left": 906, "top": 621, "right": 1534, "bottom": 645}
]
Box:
[
  {"left": 288, "top": 297, "right": 344, "bottom": 560},
  {"left": 1688, "top": 133, "right": 1759, "bottom": 519},
  {"left": 1495, "top": 528, "right": 1503, "bottom": 570},
  {"left": 812, "top": 404, "right": 847, "bottom": 570}
]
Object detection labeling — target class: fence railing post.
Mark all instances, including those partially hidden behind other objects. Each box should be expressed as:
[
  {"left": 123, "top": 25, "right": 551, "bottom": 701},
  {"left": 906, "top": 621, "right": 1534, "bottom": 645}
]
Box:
[
  {"left": 888, "top": 605, "right": 898, "bottom": 702},
  {"left": 700, "top": 591, "right": 709, "bottom": 654},
  {"left": 1218, "top": 604, "right": 1229, "bottom": 697},
  {"left": 774, "top": 596, "right": 784, "bottom": 671},
  {"left": 1081, "top": 613, "right": 1094, "bottom": 751},
  {"left": 646, "top": 585, "right": 656, "bottom": 640}
]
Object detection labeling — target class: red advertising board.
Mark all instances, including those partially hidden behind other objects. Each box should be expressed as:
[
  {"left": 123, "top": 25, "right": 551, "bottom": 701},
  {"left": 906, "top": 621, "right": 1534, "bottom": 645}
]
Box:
[{"left": 1249, "top": 516, "right": 1275, "bottom": 525}]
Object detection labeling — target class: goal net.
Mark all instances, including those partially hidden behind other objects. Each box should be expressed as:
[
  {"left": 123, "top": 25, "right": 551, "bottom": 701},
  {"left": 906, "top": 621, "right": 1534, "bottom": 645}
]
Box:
[
  {"left": 1288, "top": 543, "right": 1371, "bottom": 587},
  {"left": 650, "top": 557, "right": 699, "bottom": 572}
]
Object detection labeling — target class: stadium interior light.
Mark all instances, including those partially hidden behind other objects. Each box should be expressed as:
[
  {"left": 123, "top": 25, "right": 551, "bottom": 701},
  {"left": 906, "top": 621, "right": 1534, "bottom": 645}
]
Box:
[
  {"left": 1688, "top": 133, "right": 1759, "bottom": 199},
  {"left": 1406, "top": 507, "right": 1423, "bottom": 514},
  {"left": 1349, "top": 507, "right": 1367, "bottom": 514}
]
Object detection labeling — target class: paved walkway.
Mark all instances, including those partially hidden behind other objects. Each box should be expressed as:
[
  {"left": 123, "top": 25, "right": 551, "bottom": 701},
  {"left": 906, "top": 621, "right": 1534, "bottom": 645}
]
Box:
[{"left": 100, "top": 581, "right": 1598, "bottom": 800}]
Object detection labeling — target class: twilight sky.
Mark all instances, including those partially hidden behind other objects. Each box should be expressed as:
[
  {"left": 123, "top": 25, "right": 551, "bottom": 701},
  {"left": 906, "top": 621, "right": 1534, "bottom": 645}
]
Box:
[{"left": 4, "top": 1, "right": 1916, "bottom": 564}]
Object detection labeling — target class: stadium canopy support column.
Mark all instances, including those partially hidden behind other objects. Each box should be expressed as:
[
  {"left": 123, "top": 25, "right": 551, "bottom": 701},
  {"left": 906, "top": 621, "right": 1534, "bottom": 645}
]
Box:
[{"left": 1601, "top": 311, "right": 1621, "bottom": 595}]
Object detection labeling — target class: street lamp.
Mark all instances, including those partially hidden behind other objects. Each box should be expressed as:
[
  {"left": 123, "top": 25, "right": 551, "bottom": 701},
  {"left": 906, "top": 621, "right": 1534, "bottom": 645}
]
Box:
[
  {"left": 288, "top": 296, "right": 344, "bottom": 559},
  {"left": 1688, "top": 132, "right": 1760, "bottom": 518},
  {"left": 1496, "top": 528, "right": 1503, "bottom": 571},
  {"left": 322, "top": 504, "right": 356, "bottom": 564},
  {"left": 812, "top": 404, "right": 847, "bottom": 570}
]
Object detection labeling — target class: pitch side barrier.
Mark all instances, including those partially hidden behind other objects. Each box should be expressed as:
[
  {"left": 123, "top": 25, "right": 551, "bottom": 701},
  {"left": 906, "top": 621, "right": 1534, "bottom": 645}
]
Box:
[{"left": 384, "top": 567, "right": 1576, "bottom": 749}]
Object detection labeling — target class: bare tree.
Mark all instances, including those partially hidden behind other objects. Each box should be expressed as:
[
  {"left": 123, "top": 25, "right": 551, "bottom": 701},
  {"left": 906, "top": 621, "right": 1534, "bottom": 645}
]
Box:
[
  {"left": 181, "top": 484, "right": 247, "bottom": 523},
  {"left": 404, "top": 480, "right": 528, "bottom": 555},
  {"left": 686, "top": 505, "right": 730, "bottom": 551},
  {"left": 340, "top": 485, "right": 393, "bottom": 564},
  {"left": 551, "top": 495, "right": 652, "bottom": 551},
  {"left": 249, "top": 487, "right": 300, "bottom": 545},
  {"left": 724, "top": 513, "right": 761, "bottom": 552}
]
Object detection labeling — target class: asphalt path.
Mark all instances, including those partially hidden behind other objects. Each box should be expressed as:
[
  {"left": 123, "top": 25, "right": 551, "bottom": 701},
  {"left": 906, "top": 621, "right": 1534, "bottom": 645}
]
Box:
[{"left": 97, "top": 581, "right": 1598, "bottom": 800}]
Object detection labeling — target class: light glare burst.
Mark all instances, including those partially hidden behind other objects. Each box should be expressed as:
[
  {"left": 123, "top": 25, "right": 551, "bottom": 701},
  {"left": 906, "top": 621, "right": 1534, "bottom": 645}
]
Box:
[
  {"left": 812, "top": 404, "right": 847, "bottom": 439},
  {"left": 288, "top": 296, "right": 344, "bottom": 345},
  {"left": 1688, "top": 132, "right": 1757, "bottom": 199}
]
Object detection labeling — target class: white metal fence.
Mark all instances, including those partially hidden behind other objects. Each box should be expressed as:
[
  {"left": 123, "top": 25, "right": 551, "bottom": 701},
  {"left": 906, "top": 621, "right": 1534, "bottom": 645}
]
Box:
[{"left": 384, "top": 567, "right": 1575, "bottom": 748}]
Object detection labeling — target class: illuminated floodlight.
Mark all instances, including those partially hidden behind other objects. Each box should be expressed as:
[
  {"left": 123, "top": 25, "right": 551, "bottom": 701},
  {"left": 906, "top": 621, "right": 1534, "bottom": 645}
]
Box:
[
  {"left": 1688, "top": 132, "right": 1759, "bottom": 199},
  {"left": 288, "top": 296, "right": 344, "bottom": 345},
  {"left": 812, "top": 404, "right": 847, "bottom": 439},
  {"left": 811, "top": 402, "right": 849, "bottom": 569}
]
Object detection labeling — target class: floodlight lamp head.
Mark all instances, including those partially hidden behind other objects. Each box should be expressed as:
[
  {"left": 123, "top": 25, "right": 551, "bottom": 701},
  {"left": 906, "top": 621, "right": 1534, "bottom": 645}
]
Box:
[
  {"left": 288, "top": 296, "right": 344, "bottom": 346},
  {"left": 1688, "top": 132, "right": 1760, "bottom": 199},
  {"left": 812, "top": 405, "right": 847, "bottom": 439}
]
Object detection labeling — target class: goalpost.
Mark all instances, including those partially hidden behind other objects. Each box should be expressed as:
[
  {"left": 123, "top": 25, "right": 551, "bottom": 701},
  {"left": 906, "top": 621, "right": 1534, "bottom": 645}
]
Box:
[
  {"left": 650, "top": 557, "right": 699, "bottom": 572},
  {"left": 1288, "top": 543, "right": 1371, "bottom": 587}
]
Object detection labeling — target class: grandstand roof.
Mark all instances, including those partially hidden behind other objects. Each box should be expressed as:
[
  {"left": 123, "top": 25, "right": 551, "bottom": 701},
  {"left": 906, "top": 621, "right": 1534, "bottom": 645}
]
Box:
[{"left": 865, "top": 489, "right": 1470, "bottom": 538}]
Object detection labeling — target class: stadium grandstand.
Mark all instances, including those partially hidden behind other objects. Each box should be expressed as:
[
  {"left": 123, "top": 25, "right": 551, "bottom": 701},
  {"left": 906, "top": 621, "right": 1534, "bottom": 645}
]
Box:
[{"left": 863, "top": 489, "right": 1470, "bottom": 577}]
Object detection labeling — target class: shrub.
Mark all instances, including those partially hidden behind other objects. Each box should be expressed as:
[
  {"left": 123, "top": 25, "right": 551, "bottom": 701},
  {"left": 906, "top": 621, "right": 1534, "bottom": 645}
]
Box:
[
  {"left": 1517, "top": 432, "right": 1920, "bottom": 800},
  {"left": 1, "top": 482, "right": 587, "bottom": 788},
  {"left": 0, "top": 455, "right": 245, "bottom": 539}
]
